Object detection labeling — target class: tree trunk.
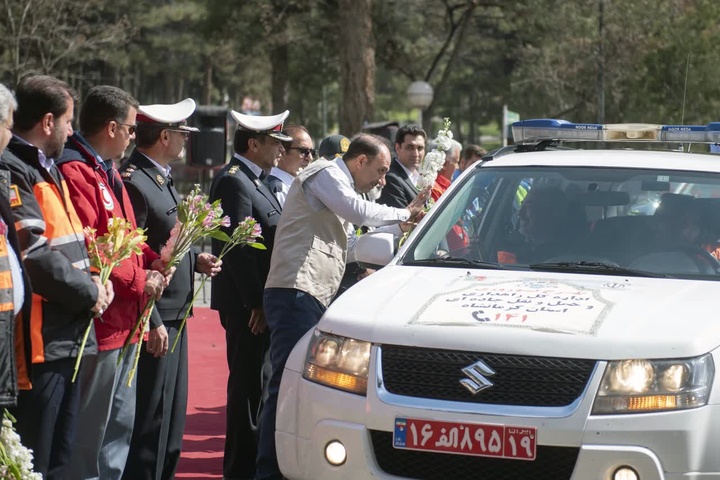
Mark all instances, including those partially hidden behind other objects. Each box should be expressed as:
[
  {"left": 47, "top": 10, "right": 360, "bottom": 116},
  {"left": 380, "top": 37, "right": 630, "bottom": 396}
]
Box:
[
  {"left": 203, "top": 59, "right": 213, "bottom": 106},
  {"left": 270, "top": 44, "right": 289, "bottom": 113},
  {"left": 339, "top": 0, "right": 375, "bottom": 136}
]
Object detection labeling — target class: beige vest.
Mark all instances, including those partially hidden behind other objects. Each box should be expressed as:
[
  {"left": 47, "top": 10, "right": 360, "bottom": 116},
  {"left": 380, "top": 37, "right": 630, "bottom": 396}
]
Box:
[{"left": 264, "top": 160, "right": 349, "bottom": 307}]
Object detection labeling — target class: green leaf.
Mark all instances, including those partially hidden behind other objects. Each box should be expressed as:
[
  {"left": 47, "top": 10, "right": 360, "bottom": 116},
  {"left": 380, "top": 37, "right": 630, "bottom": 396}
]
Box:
[
  {"left": 207, "top": 230, "right": 231, "bottom": 242},
  {"left": 248, "top": 242, "right": 267, "bottom": 250}
]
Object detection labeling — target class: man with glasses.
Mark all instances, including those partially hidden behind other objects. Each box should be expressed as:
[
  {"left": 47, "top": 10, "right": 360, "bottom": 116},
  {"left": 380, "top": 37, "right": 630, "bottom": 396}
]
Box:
[
  {"left": 209, "top": 109, "right": 291, "bottom": 480},
  {"left": 56, "top": 85, "right": 170, "bottom": 480},
  {"left": 120, "top": 99, "right": 222, "bottom": 480},
  {"left": 1, "top": 75, "right": 113, "bottom": 480},
  {"left": 266, "top": 124, "right": 315, "bottom": 207}
]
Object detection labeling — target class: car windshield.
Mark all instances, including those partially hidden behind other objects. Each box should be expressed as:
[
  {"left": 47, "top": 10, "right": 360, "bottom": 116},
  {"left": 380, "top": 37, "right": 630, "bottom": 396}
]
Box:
[{"left": 402, "top": 165, "right": 720, "bottom": 279}]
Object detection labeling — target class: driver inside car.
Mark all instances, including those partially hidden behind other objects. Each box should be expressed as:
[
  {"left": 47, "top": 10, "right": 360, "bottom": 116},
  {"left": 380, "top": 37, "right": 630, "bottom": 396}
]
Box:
[
  {"left": 497, "top": 186, "right": 581, "bottom": 264},
  {"left": 653, "top": 193, "right": 720, "bottom": 260}
]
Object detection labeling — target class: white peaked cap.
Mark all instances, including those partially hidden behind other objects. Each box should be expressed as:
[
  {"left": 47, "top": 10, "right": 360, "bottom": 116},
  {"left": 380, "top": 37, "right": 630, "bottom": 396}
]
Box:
[
  {"left": 230, "top": 109, "right": 292, "bottom": 141},
  {"left": 137, "top": 98, "right": 200, "bottom": 132}
]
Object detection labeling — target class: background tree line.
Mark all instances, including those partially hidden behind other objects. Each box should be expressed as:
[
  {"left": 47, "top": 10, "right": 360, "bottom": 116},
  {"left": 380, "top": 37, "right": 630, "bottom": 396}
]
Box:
[{"left": 2, "top": 0, "right": 720, "bottom": 145}]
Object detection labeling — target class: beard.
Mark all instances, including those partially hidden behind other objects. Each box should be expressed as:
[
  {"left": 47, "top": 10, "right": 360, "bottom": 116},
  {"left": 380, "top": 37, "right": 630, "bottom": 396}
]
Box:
[{"left": 45, "top": 124, "right": 66, "bottom": 159}]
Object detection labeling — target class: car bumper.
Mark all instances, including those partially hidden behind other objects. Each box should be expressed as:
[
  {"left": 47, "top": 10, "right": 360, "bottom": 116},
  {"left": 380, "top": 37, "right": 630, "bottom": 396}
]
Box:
[{"left": 277, "top": 342, "right": 720, "bottom": 480}]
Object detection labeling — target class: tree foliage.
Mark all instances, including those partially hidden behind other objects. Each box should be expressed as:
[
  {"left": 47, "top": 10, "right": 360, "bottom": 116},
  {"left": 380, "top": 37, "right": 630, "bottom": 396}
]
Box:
[{"left": 2, "top": 0, "right": 720, "bottom": 144}]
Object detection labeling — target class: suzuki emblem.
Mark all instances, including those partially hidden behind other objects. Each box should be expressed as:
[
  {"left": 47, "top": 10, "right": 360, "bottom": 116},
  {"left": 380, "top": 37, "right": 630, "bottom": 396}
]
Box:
[{"left": 460, "top": 360, "right": 495, "bottom": 394}]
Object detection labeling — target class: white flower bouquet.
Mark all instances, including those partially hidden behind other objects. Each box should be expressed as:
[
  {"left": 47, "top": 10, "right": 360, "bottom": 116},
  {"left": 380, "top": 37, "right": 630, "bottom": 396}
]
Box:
[
  {"left": 0, "top": 410, "right": 41, "bottom": 480},
  {"left": 416, "top": 117, "right": 453, "bottom": 190}
]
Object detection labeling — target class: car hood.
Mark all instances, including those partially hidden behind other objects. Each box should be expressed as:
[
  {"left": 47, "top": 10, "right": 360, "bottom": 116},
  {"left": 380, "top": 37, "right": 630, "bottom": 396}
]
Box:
[{"left": 322, "top": 266, "right": 720, "bottom": 359}]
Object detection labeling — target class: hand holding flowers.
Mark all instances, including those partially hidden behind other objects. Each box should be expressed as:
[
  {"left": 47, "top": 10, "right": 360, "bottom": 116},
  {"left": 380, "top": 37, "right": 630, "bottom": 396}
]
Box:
[
  {"left": 122, "top": 185, "right": 231, "bottom": 385},
  {"left": 75, "top": 218, "right": 146, "bottom": 381},
  {"left": 170, "top": 216, "right": 265, "bottom": 352},
  {"left": 397, "top": 118, "right": 453, "bottom": 245}
]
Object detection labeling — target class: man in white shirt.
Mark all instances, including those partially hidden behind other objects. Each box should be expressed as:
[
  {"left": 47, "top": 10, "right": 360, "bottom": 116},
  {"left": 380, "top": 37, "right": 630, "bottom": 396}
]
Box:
[
  {"left": 256, "top": 133, "right": 427, "bottom": 480},
  {"left": 265, "top": 125, "right": 314, "bottom": 207}
]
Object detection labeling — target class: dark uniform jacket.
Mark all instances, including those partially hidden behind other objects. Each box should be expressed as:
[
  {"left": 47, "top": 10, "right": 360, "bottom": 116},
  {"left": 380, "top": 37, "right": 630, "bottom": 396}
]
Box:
[
  {"left": 209, "top": 155, "right": 281, "bottom": 312},
  {"left": 377, "top": 158, "right": 419, "bottom": 208},
  {"left": 0, "top": 136, "right": 98, "bottom": 365},
  {"left": 0, "top": 168, "right": 32, "bottom": 406},
  {"left": 119, "top": 150, "right": 196, "bottom": 324}
]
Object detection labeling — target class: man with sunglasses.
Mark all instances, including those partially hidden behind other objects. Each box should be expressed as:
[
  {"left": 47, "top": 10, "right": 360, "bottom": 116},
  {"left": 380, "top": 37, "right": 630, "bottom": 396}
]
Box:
[
  {"left": 266, "top": 124, "right": 315, "bottom": 207},
  {"left": 210, "top": 109, "right": 291, "bottom": 480},
  {"left": 121, "top": 99, "right": 222, "bottom": 480},
  {"left": 56, "top": 85, "right": 170, "bottom": 480}
]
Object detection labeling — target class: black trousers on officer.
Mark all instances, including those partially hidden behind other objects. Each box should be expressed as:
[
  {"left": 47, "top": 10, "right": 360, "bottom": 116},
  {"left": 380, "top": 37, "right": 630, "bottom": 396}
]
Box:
[
  {"left": 123, "top": 322, "right": 188, "bottom": 480},
  {"left": 220, "top": 307, "right": 269, "bottom": 480}
]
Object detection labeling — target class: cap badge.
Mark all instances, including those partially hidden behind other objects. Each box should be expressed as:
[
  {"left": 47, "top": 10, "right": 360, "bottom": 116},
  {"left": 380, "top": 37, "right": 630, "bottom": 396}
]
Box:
[{"left": 340, "top": 138, "right": 350, "bottom": 152}]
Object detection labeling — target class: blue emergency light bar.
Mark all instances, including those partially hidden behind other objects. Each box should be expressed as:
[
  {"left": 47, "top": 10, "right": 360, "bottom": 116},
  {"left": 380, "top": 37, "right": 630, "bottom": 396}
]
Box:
[{"left": 512, "top": 119, "right": 720, "bottom": 144}]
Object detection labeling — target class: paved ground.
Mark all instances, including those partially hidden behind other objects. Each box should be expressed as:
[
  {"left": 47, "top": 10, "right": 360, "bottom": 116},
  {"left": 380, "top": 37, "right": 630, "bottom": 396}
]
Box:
[{"left": 193, "top": 272, "right": 213, "bottom": 308}]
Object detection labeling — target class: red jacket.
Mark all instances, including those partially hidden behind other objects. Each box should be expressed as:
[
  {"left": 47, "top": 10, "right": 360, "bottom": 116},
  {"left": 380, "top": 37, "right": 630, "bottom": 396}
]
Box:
[{"left": 57, "top": 135, "right": 159, "bottom": 351}]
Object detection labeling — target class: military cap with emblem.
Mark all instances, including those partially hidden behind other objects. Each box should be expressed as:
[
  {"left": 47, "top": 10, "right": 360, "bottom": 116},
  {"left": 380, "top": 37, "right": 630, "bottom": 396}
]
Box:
[
  {"left": 136, "top": 98, "right": 200, "bottom": 132},
  {"left": 318, "top": 134, "right": 350, "bottom": 160},
  {"left": 230, "top": 109, "right": 293, "bottom": 142}
]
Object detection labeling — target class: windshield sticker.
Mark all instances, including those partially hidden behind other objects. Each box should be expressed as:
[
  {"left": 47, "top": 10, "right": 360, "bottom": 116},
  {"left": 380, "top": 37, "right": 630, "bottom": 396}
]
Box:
[{"left": 410, "top": 279, "right": 610, "bottom": 335}]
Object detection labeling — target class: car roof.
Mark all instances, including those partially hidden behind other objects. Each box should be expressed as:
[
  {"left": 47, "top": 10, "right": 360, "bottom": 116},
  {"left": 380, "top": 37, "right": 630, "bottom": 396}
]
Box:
[{"left": 480, "top": 148, "right": 720, "bottom": 173}]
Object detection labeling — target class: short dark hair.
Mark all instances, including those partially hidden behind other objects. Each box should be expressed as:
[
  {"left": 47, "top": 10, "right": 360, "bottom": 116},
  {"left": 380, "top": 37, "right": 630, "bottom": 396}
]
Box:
[
  {"left": 462, "top": 144, "right": 487, "bottom": 159},
  {"left": 13, "top": 75, "right": 77, "bottom": 132},
  {"left": 233, "top": 129, "right": 271, "bottom": 155},
  {"left": 394, "top": 124, "right": 426, "bottom": 146},
  {"left": 344, "top": 133, "right": 390, "bottom": 162},
  {"left": 80, "top": 86, "right": 139, "bottom": 137},
  {"left": 134, "top": 124, "right": 165, "bottom": 148}
]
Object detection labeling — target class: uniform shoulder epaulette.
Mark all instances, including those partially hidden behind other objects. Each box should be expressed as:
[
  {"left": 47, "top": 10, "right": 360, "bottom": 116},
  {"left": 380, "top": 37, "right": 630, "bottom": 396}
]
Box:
[
  {"left": 228, "top": 165, "right": 239, "bottom": 175},
  {"left": 121, "top": 164, "right": 137, "bottom": 179}
]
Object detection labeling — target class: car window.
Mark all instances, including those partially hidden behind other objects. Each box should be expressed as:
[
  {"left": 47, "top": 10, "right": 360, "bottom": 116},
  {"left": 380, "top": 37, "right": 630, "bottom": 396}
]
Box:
[{"left": 403, "top": 166, "right": 720, "bottom": 279}]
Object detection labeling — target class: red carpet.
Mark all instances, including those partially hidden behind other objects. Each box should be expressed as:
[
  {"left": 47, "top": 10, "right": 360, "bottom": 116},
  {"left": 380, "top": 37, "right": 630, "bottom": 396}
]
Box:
[{"left": 176, "top": 307, "right": 227, "bottom": 479}]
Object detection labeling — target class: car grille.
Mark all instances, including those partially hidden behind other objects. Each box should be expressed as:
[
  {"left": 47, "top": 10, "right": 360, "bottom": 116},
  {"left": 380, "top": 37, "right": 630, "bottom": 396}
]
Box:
[
  {"left": 370, "top": 430, "right": 578, "bottom": 480},
  {"left": 380, "top": 345, "right": 596, "bottom": 407}
]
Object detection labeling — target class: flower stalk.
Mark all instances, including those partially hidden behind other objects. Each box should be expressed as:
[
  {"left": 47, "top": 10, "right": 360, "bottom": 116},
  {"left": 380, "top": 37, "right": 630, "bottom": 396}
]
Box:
[
  {"left": 74, "top": 219, "right": 146, "bottom": 383},
  {"left": 122, "top": 185, "right": 232, "bottom": 385},
  {"left": 170, "top": 217, "right": 266, "bottom": 353}
]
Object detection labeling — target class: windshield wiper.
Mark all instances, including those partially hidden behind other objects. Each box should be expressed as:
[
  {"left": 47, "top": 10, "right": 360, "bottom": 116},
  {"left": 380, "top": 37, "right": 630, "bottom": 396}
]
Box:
[
  {"left": 403, "top": 257, "right": 517, "bottom": 270},
  {"left": 528, "top": 261, "right": 672, "bottom": 278}
]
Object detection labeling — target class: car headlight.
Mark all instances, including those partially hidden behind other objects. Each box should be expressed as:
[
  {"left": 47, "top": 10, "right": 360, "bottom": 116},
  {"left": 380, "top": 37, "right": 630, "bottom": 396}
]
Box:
[
  {"left": 592, "top": 354, "right": 714, "bottom": 414},
  {"left": 302, "top": 330, "right": 371, "bottom": 396}
]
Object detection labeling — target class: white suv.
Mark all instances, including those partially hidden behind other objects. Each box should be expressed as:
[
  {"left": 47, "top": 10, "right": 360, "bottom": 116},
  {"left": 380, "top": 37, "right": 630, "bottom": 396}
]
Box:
[{"left": 275, "top": 120, "right": 720, "bottom": 480}]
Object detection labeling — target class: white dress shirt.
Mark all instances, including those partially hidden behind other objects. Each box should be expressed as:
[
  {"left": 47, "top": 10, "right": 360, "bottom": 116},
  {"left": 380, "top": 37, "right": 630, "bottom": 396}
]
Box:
[
  {"left": 268, "top": 166, "right": 294, "bottom": 206},
  {"left": 303, "top": 159, "right": 410, "bottom": 263},
  {"left": 397, "top": 159, "right": 419, "bottom": 185}
]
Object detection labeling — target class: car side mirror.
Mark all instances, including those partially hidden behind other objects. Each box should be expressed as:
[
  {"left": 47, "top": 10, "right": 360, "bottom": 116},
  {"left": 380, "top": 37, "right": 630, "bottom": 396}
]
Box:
[{"left": 356, "top": 232, "right": 396, "bottom": 269}]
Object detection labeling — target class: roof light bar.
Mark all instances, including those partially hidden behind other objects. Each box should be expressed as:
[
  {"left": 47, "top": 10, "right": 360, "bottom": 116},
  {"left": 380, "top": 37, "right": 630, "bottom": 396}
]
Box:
[{"left": 512, "top": 119, "right": 720, "bottom": 144}]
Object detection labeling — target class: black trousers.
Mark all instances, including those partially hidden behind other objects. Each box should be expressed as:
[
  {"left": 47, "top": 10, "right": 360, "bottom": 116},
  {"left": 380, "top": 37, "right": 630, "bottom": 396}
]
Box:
[
  {"left": 220, "top": 307, "right": 270, "bottom": 480},
  {"left": 10, "top": 356, "right": 81, "bottom": 480},
  {"left": 123, "top": 322, "right": 188, "bottom": 480}
]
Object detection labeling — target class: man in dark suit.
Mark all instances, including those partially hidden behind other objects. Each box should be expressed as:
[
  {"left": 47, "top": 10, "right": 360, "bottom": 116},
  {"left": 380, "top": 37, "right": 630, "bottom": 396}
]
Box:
[
  {"left": 120, "top": 99, "right": 222, "bottom": 480},
  {"left": 377, "top": 124, "right": 427, "bottom": 208},
  {"left": 210, "top": 109, "right": 290, "bottom": 480}
]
